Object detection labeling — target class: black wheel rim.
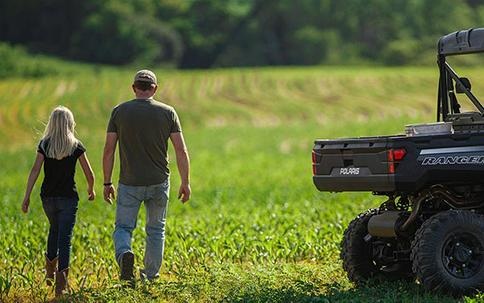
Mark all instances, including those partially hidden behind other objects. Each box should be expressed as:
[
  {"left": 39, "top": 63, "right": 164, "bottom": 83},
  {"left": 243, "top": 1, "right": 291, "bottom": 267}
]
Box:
[{"left": 442, "top": 232, "right": 483, "bottom": 279}]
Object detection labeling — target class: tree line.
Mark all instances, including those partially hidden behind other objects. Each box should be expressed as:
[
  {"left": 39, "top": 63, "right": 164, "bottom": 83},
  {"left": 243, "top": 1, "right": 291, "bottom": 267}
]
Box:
[{"left": 1, "top": 0, "right": 483, "bottom": 68}]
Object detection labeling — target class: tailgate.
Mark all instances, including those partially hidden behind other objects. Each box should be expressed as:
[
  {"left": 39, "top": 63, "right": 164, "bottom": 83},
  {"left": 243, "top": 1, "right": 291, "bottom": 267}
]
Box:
[{"left": 312, "top": 138, "right": 395, "bottom": 192}]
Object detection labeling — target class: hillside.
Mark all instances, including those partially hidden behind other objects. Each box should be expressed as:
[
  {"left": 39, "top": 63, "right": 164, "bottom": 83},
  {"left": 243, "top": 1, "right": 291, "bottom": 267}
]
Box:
[{"left": 3, "top": 66, "right": 480, "bottom": 149}]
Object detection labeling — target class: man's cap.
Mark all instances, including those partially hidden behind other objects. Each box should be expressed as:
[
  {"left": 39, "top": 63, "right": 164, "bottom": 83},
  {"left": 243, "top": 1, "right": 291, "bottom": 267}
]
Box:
[{"left": 134, "top": 69, "right": 157, "bottom": 85}]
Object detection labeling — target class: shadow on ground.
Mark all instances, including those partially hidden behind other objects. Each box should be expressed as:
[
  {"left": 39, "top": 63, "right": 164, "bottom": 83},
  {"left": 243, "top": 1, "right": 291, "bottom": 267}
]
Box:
[
  {"left": 41, "top": 277, "right": 465, "bottom": 303},
  {"left": 222, "top": 280, "right": 459, "bottom": 303}
]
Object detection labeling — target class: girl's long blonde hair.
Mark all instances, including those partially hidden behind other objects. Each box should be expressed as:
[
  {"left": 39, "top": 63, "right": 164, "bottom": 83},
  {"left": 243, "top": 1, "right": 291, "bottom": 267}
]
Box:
[{"left": 41, "top": 106, "right": 78, "bottom": 160}]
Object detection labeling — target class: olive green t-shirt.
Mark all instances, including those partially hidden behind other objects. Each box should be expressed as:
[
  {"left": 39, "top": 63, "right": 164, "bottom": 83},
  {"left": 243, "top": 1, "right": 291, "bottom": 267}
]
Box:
[{"left": 107, "top": 98, "right": 182, "bottom": 186}]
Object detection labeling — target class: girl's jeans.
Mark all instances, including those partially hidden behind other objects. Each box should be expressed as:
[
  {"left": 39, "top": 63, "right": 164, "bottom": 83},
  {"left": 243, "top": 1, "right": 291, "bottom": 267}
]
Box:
[
  {"left": 113, "top": 180, "right": 169, "bottom": 280},
  {"left": 41, "top": 197, "right": 79, "bottom": 271}
]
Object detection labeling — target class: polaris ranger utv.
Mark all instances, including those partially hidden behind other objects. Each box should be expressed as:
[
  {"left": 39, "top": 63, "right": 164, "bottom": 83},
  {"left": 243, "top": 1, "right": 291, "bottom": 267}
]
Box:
[{"left": 312, "top": 29, "right": 484, "bottom": 296}]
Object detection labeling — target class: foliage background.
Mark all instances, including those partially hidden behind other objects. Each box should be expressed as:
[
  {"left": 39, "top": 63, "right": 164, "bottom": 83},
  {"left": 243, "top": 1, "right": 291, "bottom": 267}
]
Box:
[{"left": 2, "top": 0, "right": 484, "bottom": 69}]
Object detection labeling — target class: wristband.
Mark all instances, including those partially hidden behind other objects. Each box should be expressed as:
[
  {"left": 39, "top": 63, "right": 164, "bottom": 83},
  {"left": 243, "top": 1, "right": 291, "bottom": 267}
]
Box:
[{"left": 104, "top": 182, "right": 113, "bottom": 186}]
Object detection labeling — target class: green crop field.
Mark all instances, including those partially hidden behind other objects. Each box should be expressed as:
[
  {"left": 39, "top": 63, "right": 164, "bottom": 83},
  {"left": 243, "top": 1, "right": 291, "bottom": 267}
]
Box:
[{"left": 1, "top": 66, "right": 483, "bottom": 302}]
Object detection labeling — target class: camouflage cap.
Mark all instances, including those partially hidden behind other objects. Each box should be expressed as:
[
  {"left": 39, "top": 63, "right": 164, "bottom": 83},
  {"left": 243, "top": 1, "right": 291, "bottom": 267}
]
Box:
[{"left": 134, "top": 69, "right": 157, "bottom": 84}]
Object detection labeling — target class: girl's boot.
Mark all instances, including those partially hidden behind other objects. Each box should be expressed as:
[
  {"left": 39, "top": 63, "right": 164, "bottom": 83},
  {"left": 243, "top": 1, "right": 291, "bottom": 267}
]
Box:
[
  {"left": 45, "top": 254, "right": 58, "bottom": 286},
  {"left": 55, "top": 268, "right": 69, "bottom": 297}
]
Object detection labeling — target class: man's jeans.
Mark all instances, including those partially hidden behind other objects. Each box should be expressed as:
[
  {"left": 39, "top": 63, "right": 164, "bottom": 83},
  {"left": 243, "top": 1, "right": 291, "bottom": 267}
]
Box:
[
  {"left": 113, "top": 180, "right": 169, "bottom": 279},
  {"left": 41, "top": 197, "right": 79, "bottom": 271}
]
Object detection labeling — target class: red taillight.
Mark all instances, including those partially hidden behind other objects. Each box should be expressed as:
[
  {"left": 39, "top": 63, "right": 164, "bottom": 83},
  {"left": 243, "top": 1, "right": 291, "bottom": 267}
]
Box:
[
  {"left": 387, "top": 148, "right": 406, "bottom": 174},
  {"left": 393, "top": 148, "right": 406, "bottom": 161},
  {"left": 387, "top": 150, "right": 394, "bottom": 162}
]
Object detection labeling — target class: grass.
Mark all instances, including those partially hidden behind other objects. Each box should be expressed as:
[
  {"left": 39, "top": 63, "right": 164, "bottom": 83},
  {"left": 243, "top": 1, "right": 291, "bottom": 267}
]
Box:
[{"left": 0, "top": 66, "right": 483, "bottom": 302}]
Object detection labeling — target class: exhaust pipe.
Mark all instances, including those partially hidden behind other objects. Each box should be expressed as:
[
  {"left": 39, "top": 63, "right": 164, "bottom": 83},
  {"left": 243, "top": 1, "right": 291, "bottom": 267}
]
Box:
[{"left": 367, "top": 211, "right": 403, "bottom": 238}]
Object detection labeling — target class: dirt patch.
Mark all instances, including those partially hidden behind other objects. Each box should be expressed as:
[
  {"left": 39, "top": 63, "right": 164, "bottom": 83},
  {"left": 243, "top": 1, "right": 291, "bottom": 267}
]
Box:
[
  {"left": 55, "top": 81, "right": 67, "bottom": 97},
  {"left": 279, "top": 140, "right": 292, "bottom": 154}
]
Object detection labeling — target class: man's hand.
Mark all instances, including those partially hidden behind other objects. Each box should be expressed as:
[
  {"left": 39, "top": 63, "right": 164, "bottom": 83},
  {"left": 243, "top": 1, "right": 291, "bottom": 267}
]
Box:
[
  {"left": 178, "top": 183, "right": 191, "bottom": 203},
  {"left": 103, "top": 185, "right": 115, "bottom": 204},
  {"left": 170, "top": 132, "right": 191, "bottom": 204},
  {"left": 21, "top": 198, "right": 30, "bottom": 213},
  {"left": 88, "top": 187, "right": 96, "bottom": 201},
  {"left": 103, "top": 132, "right": 118, "bottom": 204}
]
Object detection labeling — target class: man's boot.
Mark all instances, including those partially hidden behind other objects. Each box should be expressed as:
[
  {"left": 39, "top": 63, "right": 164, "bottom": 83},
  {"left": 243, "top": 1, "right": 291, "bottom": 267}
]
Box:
[
  {"left": 55, "top": 268, "right": 69, "bottom": 297},
  {"left": 45, "top": 254, "right": 58, "bottom": 286},
  {"left": 120, "top": 251, "right": 135, "bottom": 288}
]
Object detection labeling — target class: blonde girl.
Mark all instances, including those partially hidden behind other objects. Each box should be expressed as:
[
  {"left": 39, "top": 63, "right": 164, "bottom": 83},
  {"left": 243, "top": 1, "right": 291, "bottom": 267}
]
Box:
[{"left": 21, "top": 106, "right": 95, "bottom": 296}]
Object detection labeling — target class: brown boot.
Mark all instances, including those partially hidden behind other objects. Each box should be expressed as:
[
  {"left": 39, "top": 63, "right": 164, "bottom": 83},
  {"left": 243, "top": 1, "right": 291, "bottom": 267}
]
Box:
[
  {"left": 45, "top": 254, "right": 58, "bottom": 286},
  {"left": 55, "top": 268, "right": 69, "bottom": 297}
]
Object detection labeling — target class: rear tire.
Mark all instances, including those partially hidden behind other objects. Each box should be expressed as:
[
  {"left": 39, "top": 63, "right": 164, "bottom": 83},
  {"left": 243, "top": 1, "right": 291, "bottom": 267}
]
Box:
[
  {"left": 341, "top": 209, "right": 413, "bottom": 284},
  {"left": 411, "top": 210, "right": 484, "bottom": 296},
  {"left": 341, "top": 209, "right": 379, "bottom": 283}
]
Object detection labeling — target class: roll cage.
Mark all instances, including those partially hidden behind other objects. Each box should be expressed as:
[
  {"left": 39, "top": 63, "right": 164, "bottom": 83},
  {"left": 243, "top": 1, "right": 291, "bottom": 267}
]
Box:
[{"left": 437, "top": 28, "right": 484, "bottom": 122}]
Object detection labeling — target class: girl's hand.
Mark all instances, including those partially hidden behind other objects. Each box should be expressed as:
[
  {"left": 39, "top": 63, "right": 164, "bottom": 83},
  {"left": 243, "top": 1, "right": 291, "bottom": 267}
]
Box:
[
  {"left": 88, "top": 188, "right": 96, "bottom": 201},
  {"left": 21, "top": 198, "right": 30, "bottom": 213}
]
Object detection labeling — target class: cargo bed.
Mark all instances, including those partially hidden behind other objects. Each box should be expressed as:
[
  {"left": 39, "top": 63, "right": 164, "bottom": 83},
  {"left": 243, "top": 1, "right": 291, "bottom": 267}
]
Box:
[{"left": 312, "top": 132, "right": 484, "bottom": 193}]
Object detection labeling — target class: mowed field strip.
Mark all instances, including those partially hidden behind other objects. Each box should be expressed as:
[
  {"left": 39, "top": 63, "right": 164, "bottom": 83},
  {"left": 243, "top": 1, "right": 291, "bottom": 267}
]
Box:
[{"left": 0, "top": 66, "right": 482, "bottom": 302}]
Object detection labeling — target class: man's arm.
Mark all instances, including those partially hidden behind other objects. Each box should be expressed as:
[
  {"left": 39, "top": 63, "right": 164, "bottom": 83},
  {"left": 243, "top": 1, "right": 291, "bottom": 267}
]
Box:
[
  {"left": 102, "top": 132, "right": 118, "bottom": 204},
  {"left": 170, "top": 132, "right": 191, "bottom": 203}
]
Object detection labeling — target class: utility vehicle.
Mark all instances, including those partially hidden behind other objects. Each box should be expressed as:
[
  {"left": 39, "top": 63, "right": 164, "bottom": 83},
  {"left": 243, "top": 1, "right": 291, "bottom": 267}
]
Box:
[{"left": 312, "top": 29, "right": 484, "bottom": 296}]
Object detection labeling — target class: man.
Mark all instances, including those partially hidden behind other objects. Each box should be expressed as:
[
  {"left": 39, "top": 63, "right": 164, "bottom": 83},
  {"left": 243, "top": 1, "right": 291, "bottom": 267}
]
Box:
[{"left": 103, "top": 69, "right": 191, "bottom": 283}]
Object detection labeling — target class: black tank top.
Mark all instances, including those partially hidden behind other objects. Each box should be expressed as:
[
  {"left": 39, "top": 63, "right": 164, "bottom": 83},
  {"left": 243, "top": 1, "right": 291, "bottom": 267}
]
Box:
[{"left": 37, "top": 139, "right": 86, "bottom": 199}]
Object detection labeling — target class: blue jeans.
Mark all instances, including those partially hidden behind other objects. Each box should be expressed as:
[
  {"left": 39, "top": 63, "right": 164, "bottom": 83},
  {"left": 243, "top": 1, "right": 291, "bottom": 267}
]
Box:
[
  {"left": 41, "top": 197, "right": 79, "bottom": 271},
  {"left": 113, "top": 180, "right": 169, "bottom": 279}
]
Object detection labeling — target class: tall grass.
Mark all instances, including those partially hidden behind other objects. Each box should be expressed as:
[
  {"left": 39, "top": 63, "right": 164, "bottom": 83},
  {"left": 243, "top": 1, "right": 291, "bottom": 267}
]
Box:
[{"left": 1, "top": 66, "right": 482, "bottom": 302}]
